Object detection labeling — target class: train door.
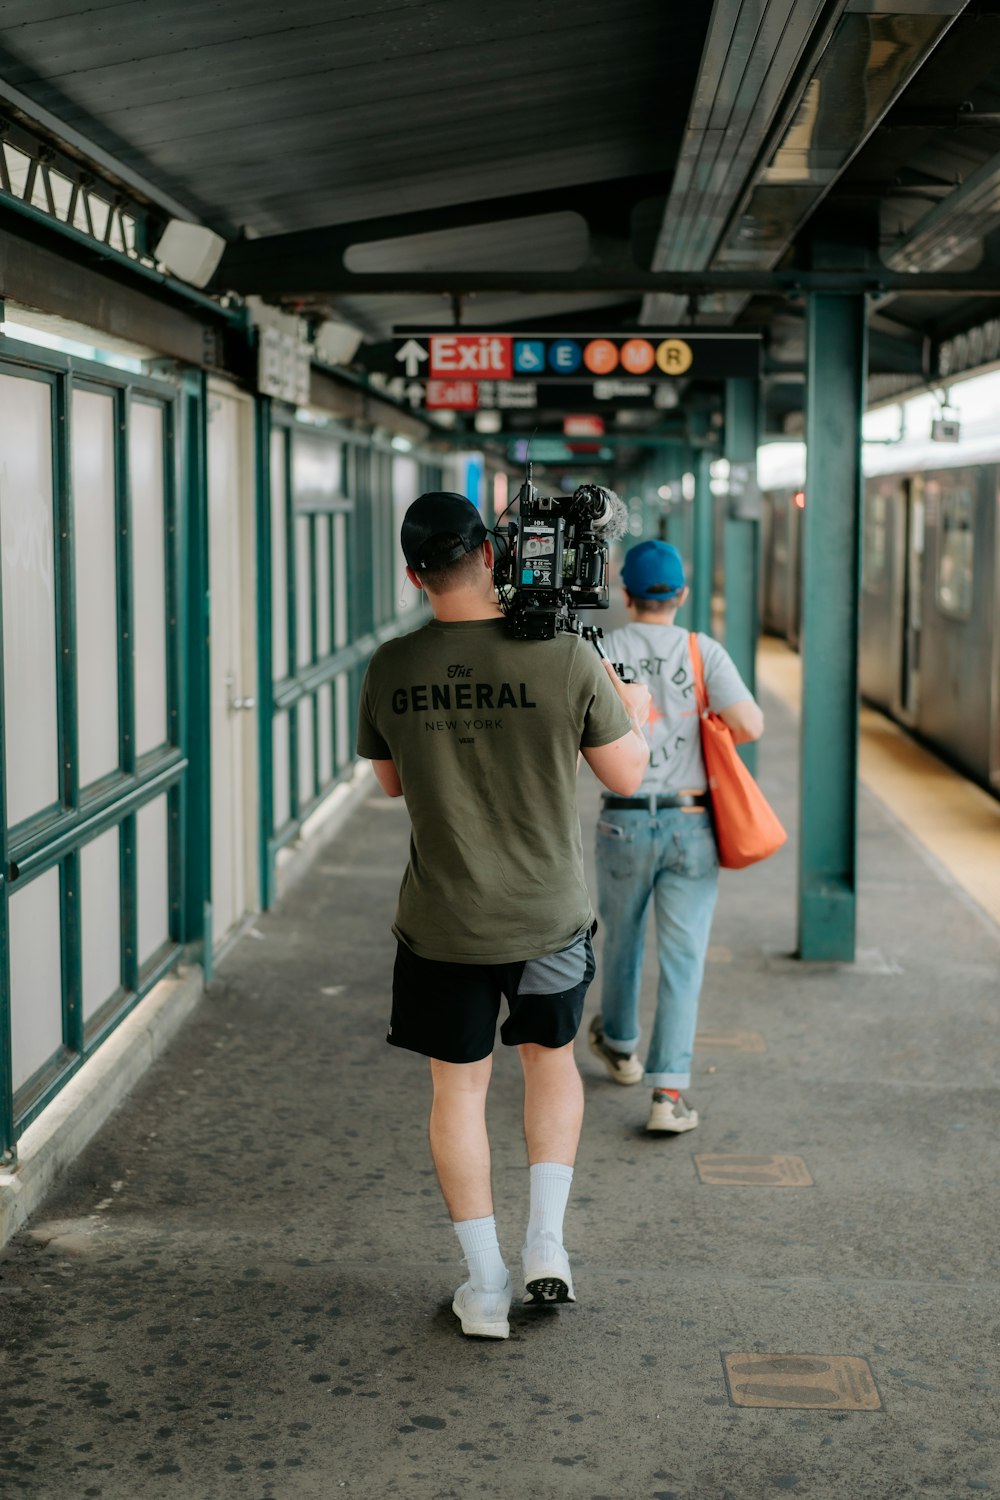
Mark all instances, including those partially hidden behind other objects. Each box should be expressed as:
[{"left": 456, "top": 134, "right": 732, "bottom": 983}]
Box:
[
  {"left": 207, "top": 381, "right": 259, "bottom": 951},
  {"left": 898, "top": 477, "right": 924, "bottom": 723}
]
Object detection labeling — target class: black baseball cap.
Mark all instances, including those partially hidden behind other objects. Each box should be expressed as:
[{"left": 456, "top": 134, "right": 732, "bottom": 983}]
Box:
[{"left": 401, "top": 491, "right": 488, "bottom": 571}]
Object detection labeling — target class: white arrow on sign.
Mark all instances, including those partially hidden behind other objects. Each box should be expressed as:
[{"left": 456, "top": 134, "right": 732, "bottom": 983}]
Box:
[
  {"left": 404, "top": 382, "right": 425, "bottom": 409},
  {"left": 395, "top": 339, "right": 428, "bottom": 378}
]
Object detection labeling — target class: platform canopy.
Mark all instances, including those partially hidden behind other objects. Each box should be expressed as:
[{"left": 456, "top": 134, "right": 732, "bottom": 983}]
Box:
[{"left": 3, "top": 0, "right": 1000, "bottom": 436}]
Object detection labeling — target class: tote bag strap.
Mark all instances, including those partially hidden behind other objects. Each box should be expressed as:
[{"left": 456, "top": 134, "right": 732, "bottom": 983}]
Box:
[{"left": 688, "top": 632, "right": 709, "bottom": 716}]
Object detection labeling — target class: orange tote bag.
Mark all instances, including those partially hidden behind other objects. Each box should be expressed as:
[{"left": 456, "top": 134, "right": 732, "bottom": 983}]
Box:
[{"left": 688, "top": 633, "right": 787, "bottom": 870}]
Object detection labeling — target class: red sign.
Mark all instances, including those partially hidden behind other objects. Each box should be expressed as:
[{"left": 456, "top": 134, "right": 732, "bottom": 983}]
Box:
[
  {"left": 563, "top": 415, "right": 605, "bottom": 437},
  {"left": 429, "top": 334, "right": 513, "bottom": 378},
  {"left": 424, "top": 379, "right": 479, "bottom": 410}
]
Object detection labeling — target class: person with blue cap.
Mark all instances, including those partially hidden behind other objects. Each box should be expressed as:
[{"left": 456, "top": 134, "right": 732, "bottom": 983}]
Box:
[{"left": 588, "top": 538, "right": 764, "bottom": 1132}]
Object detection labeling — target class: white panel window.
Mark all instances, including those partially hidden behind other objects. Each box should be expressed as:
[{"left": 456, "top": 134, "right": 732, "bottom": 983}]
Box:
[
  {"left": 270, "top": 430, "right": 289, "bottom": 682},
  {"left": 936, "top": 484, "right": 975, "bottom": 621},
  {"left": 273, "top": 710, "right": 291, "bottom": 829},
  {"left": 129, "top": 402, "right": 168, "bottom": 756},
  {"left": 292, "top": 432, "right": 345, "bottom": 509},
  {"left": 315, "top": 515, "right": 331, "bottom": 656},
  {"left": 9, "top": 869, "right": 62, "bottom": 1092},
  {"left": 80, "top": 826, "right": 121, "bottom": 1020},
  {"left": 295, "top": 515, "right": 312, "bottom": 668},
  {"left": 0, "top": 374, "right": 59, "bottom": 825},
  {"left": 73, "top": 390, "right": 120, "bottom": 788},
  {"left": 333, "top": 513, "right": 348, "bottom": 648},
  {"left": 298, "top": 696, "right": 314, "bottom": 805},
  {"left": 393, "top": 455, "right": 420, "bottom": 615},
  {"left": 137, "top": 795, "right": 170, "bottom": 969},
  {"left": 336, "top": 673, "right": 350, "bottom": 770},
  {"left": 317, "top": 682, "right": 334, "bottom": 785}
]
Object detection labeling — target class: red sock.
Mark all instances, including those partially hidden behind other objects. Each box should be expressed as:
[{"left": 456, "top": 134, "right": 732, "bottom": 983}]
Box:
[{"left": 655, "top": 1088, "right": 681, "bottom": 1101}]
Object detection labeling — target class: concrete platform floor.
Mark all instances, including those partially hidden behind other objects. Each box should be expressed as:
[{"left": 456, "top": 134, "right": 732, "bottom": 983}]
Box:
[{"left": 1, "top": 684, "right": 998, "bottom": 1500}]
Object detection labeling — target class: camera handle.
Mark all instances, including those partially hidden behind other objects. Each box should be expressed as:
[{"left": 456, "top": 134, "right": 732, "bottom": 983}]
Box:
[{"left": 581, "top": 624, "right": 629, "bottom": 682}]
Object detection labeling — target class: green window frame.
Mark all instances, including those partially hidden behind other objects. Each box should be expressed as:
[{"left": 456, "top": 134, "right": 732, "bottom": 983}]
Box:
[
  {"left": 0, "top": 340, "right": 185, "bottom": 1160},
  {"left": 256, "top": 405, "right": 441, "bottom": 908}
]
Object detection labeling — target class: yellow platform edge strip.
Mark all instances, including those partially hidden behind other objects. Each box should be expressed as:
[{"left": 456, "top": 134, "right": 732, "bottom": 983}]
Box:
[{"left": 756, "top": 637, "right": 1000, "bottom": 930}]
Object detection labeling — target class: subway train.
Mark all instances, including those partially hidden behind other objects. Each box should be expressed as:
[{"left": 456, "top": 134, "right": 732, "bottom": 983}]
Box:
[{"left": 760, "top": 438, "right": 1000, "bottom": 798}]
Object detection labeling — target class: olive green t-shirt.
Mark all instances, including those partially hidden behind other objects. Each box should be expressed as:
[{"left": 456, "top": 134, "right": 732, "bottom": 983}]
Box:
[{"left": 356, "top": 617, "right": 631, "bottom": 963}]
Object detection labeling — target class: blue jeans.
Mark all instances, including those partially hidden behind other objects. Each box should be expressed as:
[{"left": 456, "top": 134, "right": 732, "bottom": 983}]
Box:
[{"left": 595, "top": 807, "right": 719, "bottom": 1089}]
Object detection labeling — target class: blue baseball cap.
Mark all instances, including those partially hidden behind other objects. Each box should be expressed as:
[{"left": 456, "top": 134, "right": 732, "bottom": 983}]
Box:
[{"left": 620, "top": 540, "right": 686, "bottom": 599}]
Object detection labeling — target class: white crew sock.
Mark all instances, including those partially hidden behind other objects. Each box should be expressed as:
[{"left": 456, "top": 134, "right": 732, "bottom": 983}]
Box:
[
  {"left": 454, "top": 1215, "right": 507, "bottom": 1292},
  {"left": 526, "top": 1161, "right": 574, "bottom": 1245}
]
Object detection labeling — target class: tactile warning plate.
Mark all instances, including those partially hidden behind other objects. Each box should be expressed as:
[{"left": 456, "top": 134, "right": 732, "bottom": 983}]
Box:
[
  {"left": 694, "top": 1153, "right": 813, "bottom": 1186},
  {"left": 723, "top": 1353, "right": 882, "bottom": 1410},
  {"left": 695, "top": 1029, "right": 767, "bottom": 1053}
]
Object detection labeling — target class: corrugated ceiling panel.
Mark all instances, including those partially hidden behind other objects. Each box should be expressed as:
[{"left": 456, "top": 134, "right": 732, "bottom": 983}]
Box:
[{"left": 0, "top": 0, "right": 703, "bottom": 236}]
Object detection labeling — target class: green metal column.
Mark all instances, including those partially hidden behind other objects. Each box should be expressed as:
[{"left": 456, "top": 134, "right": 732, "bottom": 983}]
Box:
[
  {"left": 799, "top": 294, "right": 866, "bottom": 961},
  {"left": 724, "top": 378, "right": 761, "bottom": 774},
  {"left": 666, "top": 444, "right": 692, "bottom": 630},
  {"left": 254, "top": 397, "right": 276, "bottom": 911},
  {"left": 179, "top": 370, "right": 213, "bottom": 977},
  {"left": 691, "top": 448, "right": 714, "bottom": 636}
]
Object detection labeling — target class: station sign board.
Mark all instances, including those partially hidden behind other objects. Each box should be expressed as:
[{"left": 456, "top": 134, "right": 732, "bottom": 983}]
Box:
[
  {"left": 390, "top": 330, "right": 760, "bottom": 383},
  {"left": 416, "top": 379, "right": 540, "bottom": 410}
]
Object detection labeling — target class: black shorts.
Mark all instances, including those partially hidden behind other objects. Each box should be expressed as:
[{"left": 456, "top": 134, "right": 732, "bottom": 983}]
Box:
[{"left": 388, "top": 929, "right": 596, "bottom": 1064}]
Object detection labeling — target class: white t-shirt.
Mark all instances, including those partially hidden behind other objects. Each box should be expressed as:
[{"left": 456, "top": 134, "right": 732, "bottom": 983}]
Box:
[{"left": 602, "top": 622, "right": 752, "bottom": 795}]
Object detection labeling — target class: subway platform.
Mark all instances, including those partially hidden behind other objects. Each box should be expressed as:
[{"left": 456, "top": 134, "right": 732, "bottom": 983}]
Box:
[{"left": 0, "top": 673, "right": 998, "bottom": 1500}]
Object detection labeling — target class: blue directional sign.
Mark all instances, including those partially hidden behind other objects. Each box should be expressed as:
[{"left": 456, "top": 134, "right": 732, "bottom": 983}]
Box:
[
  {"left": 548, "top": 340, "right": 581, "bottom": 373},
  {"left": 513, "top": 339, "right": 545, "bottom": 374}
]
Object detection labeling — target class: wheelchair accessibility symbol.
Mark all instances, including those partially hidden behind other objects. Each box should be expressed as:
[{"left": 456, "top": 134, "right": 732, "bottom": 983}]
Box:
[{"left": 513, "top": 340, "right": 545, "bottom": 373}]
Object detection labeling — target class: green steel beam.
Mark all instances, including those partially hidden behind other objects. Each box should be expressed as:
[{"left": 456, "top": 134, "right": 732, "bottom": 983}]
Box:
[
  {"left": 724, "top": 378, "right": 761, "bottom": 775},
  {"left": 117, "top": 390, "right": 139, "bottom": 998},
  {"left": 691, "top": 449, "right": 714, "bottom": 636},
  {"left": 56, "top": 373, "right": 83, "bottom": 1057},
  {"left": 665, "top": 445, "right": 693, "bottom": 631},
  {"left": 8, "top": 752, "right": 186, "bottom": 880},
  {"left": 180, "top": 371, "right": 213, "bottom": 976},
  {"left": 254, "top": 397, "right": 276, "bottom": 911},
  {"left": 309, "top": 514, "right": 320, "bottom": 809},
  {"left": 213, "top": 258, "right": 1000, "bottom": 298},
  {"left": 798, "top": 294, "right": 866, "bottom": 962},
  {"left": 283, "top": 427, "right": 300, "bottom": 825}
]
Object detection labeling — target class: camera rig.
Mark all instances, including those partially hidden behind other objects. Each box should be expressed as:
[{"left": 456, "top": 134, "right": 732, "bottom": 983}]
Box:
[{"left": 493, "top": 472, "right": 628, "bottom": 642}]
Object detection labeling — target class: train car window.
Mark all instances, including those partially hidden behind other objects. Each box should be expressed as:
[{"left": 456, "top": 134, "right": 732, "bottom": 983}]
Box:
[
  {"left": 935, "top": 484, "right": 975, "bottom": 621},
  {"left": 862, "top": 491, "right": 888, "bottom": 591}
]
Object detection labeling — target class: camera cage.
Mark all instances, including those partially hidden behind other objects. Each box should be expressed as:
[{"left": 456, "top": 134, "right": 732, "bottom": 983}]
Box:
[{"left": 492, "top": 473, "right": 619, "bottom": 642}]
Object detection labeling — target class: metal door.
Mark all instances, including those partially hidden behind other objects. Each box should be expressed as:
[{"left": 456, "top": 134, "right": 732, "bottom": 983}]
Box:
[{"left": 207, "top": 383, "right": 259, "bottom": 949}]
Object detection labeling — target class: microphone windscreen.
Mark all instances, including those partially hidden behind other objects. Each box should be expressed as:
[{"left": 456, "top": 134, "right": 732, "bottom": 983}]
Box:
[{"left": 600, "top": 489, "right": 630, "bottom": 542}]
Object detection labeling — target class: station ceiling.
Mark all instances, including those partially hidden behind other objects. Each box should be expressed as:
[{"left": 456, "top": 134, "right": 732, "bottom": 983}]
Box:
[{"left": 2, "top": 0, "right": 1000, "bottom": 444}]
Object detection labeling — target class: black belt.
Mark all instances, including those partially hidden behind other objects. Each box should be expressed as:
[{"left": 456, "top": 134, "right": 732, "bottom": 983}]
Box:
[{"left": 602, "top": 793, "right": 709, "bottom": 811}]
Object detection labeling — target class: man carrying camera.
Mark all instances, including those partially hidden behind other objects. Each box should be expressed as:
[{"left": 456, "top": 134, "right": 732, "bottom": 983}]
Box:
[
  {"left": 588, "top": 539, "right": 764, "bottom": 1132},
  {"left": 357, "top": 491, "right": 651, "bottom": 1340}
]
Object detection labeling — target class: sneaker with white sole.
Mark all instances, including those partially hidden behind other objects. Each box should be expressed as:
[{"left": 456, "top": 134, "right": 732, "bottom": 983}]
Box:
[
  {"left": 588, "top": 1015, "right": 644, "bottom": 1086},
  {"left": 452, "top": 1273, "right": 512, "bottom": 1338},
  {"left": 522, "top": 1231, "right": 576, "bottom": 1305},
  {"left": 646, "top": 1089, "right": 699, "bottom": 1133}
]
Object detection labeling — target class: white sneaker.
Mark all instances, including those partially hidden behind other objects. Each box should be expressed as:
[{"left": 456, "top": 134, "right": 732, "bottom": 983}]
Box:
[
  {"left": 522, "top": 1231, "right": 576, "bottom": 1305},
  {"left": 588, "top": 1015, "right": 644, "bottom": 1085},
  {"left": 646, "top": 1089, "right": 699, "bottom": 1133},
  {"left": 452, "top": 1273, "right": 512, "bottom": 1338}
]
